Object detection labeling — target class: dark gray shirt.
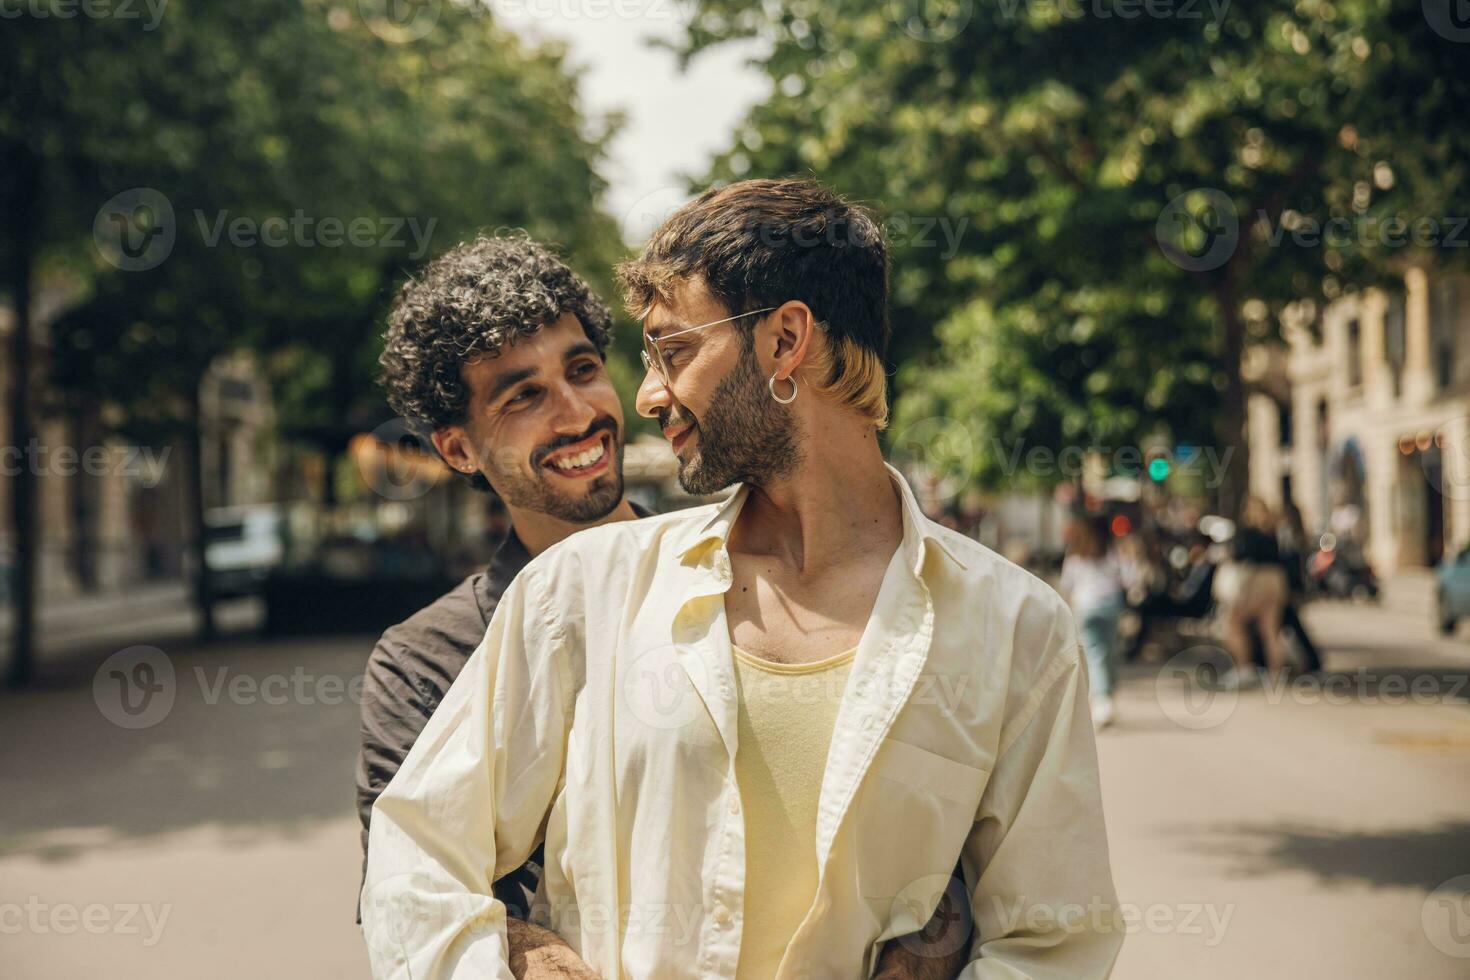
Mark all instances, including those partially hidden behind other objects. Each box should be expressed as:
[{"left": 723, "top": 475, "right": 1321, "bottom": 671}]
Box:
[{"left": 355, "top": 507, "right": 650, "bottom": 919}]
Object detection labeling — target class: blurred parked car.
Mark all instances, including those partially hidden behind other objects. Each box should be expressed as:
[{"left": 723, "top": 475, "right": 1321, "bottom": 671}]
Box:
[
  {"left": 1435, "top": 545, "right": 1470, "bottom": 635},
  {"left": 262, "top": 530, "right": 453, "bottom": 636},
  {"left": 204, "top": 505, "right": 285, "bottom": 598}
]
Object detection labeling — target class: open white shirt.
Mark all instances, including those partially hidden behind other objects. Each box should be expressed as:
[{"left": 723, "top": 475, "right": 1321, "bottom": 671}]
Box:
[{"left": 362, "top": 465, "right": 1122, "bottom": 979}]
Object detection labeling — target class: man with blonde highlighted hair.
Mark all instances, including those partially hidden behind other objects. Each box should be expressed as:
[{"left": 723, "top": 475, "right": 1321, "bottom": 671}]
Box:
[{"left": 363, "top": 179, "right": 1122, "bottom": 978}]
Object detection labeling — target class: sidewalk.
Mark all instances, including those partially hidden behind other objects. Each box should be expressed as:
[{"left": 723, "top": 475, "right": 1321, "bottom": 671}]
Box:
[
  {"left": 1379, "top": 568, "right": 1439, "bottom": 621},
  {"left": 0, "top": 582, "right": 262, "bottom": 666}
]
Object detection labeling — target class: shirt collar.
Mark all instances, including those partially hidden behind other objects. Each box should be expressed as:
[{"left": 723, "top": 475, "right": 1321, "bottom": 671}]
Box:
[{"left": 673, "top": 463, "right": 968, "bottom": 575}]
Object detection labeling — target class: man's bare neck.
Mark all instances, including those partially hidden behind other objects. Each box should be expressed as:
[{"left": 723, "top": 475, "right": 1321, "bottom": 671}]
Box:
[{"left": 732, "top": 431, "right": 902, "bottom": 575}]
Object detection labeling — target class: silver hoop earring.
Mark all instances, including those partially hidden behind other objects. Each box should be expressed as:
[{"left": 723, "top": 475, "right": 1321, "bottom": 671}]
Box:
[{"left": 768, "top": 373, "right": 798, "bottom": 405}]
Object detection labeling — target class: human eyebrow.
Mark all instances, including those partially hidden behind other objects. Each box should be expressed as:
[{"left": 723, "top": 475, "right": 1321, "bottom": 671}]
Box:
[
  {"left": 485, "top": 366, "right": 539, "bottom": 404},
  {"left": 642, "top": 319, "right": 687, "bottom": 343},
  {"left": 563, "top": 341, "right": 601, "bottom": 362}
]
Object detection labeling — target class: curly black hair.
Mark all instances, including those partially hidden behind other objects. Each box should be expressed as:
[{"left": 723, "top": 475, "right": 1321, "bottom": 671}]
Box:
[{"left": 378, "top": 235, "right": 614, "bottom": 488}]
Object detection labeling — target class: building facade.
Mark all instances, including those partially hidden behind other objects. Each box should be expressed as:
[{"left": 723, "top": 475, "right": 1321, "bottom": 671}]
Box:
[{"left": 1248, "top": 267, "right": 1470, "bottom": 572}]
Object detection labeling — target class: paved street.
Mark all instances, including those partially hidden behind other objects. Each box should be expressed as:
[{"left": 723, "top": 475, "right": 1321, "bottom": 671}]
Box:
[
  {"left": 1102, "top": 599, "right": 1470, "bottom": 978},
  {"left": 2, "top": 599, "right": 1467, "bottom": 978}
]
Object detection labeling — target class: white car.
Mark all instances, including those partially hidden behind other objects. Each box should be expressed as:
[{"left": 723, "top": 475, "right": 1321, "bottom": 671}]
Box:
[{"left": 205, "top": 506, "right": 285, "bottom": 598}]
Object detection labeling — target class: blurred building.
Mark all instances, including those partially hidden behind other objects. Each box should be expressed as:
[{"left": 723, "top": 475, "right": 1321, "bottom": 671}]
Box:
[
  {"left": 1248, "top": 267, "right": 1470, "bottom": 571},
  {"left": 0, "top": 302, "right": 275, "bottom": 597}
]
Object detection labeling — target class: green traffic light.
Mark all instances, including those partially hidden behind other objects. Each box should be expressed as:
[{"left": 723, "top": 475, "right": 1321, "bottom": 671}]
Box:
[{"left": 1148, "top": 457, "right": 1171, "bottom": 482}]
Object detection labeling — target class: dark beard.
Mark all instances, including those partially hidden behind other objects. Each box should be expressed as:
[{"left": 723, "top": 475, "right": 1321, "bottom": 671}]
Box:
[
  {"left": 668, "top": 344, "right": 803, "bottom": 495},
  {"left": 491, "top": 418, "right": 626, "bottom": 523}
]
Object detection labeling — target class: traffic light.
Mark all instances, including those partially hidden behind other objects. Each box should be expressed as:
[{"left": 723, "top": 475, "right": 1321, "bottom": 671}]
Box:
[{"left": 1147, "top": 453, "right": 1171, "bottom": 482}]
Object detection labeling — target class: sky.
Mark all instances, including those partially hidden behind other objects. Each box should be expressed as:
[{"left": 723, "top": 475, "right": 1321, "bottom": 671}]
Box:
[{"left": 494, "top": 2, "right": 772, "bottom": 244}]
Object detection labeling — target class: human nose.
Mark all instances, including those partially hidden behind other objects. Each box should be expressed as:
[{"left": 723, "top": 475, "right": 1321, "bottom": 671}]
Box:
[
  {"left": 636, "top": 361, "right": 672, "bottom": 419},
  {"left": 547, "top": 377, "right": 599, "bottom": 434}
]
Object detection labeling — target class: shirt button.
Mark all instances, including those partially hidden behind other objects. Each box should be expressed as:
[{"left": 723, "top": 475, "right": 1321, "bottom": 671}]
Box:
[
  {"left": 712, "top": 904, "right": 732, "bottom": 925},
  {"left": 729, "top": 796, "right": 741, "bottom": 815}
]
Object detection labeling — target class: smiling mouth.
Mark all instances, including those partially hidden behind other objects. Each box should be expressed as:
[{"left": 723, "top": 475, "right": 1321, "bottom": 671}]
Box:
[
  {"left": 662, "top": 421, "right": 696, "bottom": 454},
  {"left": 541, "top": 431, "right": 613, "bottom": 479}
]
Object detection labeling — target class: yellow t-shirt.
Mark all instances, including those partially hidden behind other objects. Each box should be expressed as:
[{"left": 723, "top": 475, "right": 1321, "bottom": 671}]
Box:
[{"left": 730, "top": 642, "right": 856, "bottom": 980}]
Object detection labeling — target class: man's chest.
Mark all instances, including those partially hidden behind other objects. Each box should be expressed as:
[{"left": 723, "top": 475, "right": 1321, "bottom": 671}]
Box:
[{"left": 722, "top": 554, "right": 891, "bottom": 664}]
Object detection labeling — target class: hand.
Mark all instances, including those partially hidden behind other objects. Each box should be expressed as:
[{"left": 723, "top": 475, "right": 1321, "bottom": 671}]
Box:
[
  {"left": 506, "top": 917, "right": 601, "bottom": 980},
  {"left": 871, "top": 880, "right": 972, "bottom": 980}
]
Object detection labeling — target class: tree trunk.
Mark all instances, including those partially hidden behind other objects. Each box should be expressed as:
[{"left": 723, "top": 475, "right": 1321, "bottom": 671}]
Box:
[
  {"left": 68, "top": 408, "right": 100, "bottom": 592},
  {"left": 185, "top": 385, "right": 217, "bottom": 641},
  {"left": 5, "top": 144, "right": 39, "bottom": 688},
  {"left": 1215, "top": 277, "right": 1249, "bottom": 522}
]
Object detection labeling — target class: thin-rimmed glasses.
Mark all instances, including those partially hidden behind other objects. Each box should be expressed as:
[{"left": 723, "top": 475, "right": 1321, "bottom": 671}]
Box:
[{"left": 639, "top": 306, "right": 777, "bottom": 383}]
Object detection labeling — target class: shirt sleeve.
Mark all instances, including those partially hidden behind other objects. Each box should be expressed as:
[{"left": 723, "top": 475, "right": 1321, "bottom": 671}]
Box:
[
  {"left": 356, "top": 639, "right": 434, "bottom": 920},
  {"left": 360, "top": 569, "right": 572, "bottom": 979},
  {"left": 958, "top": 608, "right": 1123, "bottom": 978}
]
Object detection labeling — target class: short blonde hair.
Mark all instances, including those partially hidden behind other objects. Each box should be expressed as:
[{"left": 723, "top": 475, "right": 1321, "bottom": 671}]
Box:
[{"left": 800, "top": 327, "right": 890, "bottom": 430}]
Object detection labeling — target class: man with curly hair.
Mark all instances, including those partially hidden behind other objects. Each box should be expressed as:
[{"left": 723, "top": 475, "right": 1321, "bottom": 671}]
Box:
[
  {"left": 363, "top": 183, "right": 1119, "bottom": 979},
  {"left": 357, "top": 235, "right": 645, "bottom": 978}
]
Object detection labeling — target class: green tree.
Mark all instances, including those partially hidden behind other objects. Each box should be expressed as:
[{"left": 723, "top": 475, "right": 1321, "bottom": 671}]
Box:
[
  {"left": 3, "top": 0, "right": 624, "bottom": 682},
  {"left": 673, "top": 0, "right": 1470, "bottom": 512}
]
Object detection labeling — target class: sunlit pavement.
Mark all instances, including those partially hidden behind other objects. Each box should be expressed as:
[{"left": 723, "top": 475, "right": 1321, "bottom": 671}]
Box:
[
  {"left": 0, "top": 635, "right": 372, "bottom": 979},
  {"left": 1101, "top": 599, "right": 1470, "bottom": 979},
  {"left": 2, "top": 600, "right": 1468, "bottom": 979}
]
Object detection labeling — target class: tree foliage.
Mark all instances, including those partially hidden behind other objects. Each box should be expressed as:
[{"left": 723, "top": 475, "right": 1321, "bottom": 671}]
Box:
[{"left": 672, "top": 0, "right": 1470, "bottom": 510}]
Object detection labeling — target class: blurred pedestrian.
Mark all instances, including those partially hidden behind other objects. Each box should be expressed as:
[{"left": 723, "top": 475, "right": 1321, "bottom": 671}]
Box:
[
  {"left": 1125, "top": 533, "right": 1217, "bottom": 661},
  {"left": 1250, "top": 498, "right": 1323, "bottom": 674},
  {"left": 1061, "top": 514, "right": 1125, "bottom": 729},
  {"left": 1215, "top": 496, "right": 1291, "bottom": 687}
]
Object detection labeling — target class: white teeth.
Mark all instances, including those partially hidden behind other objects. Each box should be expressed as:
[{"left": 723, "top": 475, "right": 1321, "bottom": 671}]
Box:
[{"left": 550, "top": 440, "right": 606, "bottom": 471}]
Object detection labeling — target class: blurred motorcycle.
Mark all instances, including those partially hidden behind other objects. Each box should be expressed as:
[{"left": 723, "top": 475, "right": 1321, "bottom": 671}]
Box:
[{"left": 1308, "top": 533, "right": 1379, "bottom": 602}]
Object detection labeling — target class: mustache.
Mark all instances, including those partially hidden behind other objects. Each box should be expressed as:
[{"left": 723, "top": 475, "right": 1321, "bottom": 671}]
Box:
[
  {"left": 656, "top": 406, "right": 696, "bottom": 433},
  {"left": 530, "top": 416, "right": 620, "bottom": 468}
]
